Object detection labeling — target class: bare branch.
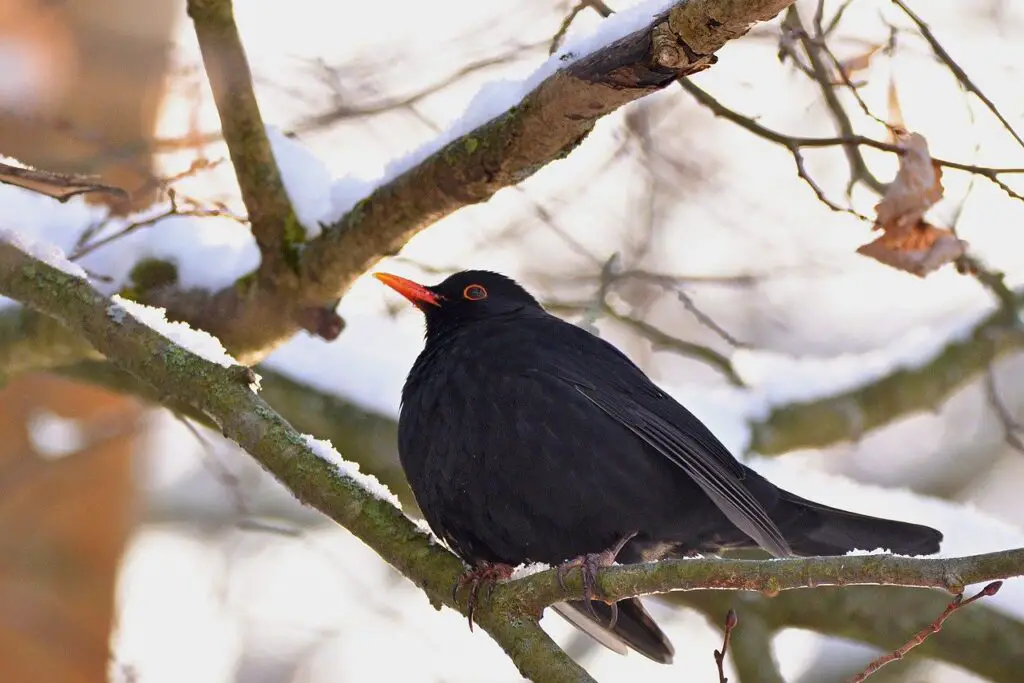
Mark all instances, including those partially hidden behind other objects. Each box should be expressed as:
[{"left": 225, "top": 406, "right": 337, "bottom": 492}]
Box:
[
  {"left": 723, "top": 609, "right": 785, "bottom": 683},
  {"left": 782, "top": 5, "right": 888, "bottom": 195},
  {"left": 678, "top": 587, "right": 1024, "bottom": 683},
  {"left": 847, "top": 581, "right": 1003, "bottom": 682},
  {"left": 495, "top": 547, "right": 1024, "bottom": 613},
  {"left": 186, "top": 0, "right": 304, "bottom": 273},
  {"left": 296, "top": 0, "right": 796, "bottom": 321},
  {"left": 678, "top": 79, "right": 1024, "bottom": 202},
  {"left": 0, "top": 160, "right": 127, "bottom": 203},
  {"left": 750, "top": 292, "right": 1024, "bottom": 455},
  {"left": 714, "top": 609, "right": 738, "bottom": 683},
  {"left": 551, "top": 1, "right": 615, "bottom": 55},
  {"left": 69, "top": 189, "right": 245, "bottom": 261},
  {"left": 985, "top": 365, "right": 1024, "bottom": 455},
  {"left": 892, "top": 0, "right": 1024, "bottom": 152}
]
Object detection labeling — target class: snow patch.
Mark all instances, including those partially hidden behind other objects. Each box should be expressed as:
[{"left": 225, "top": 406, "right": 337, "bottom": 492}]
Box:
[
  {"left": 302, "top": 433, "right": 402, "bottom": 508},
  {"left": 324, "top": 0, "right": 679, "bottom": 222},
  {"left": 510, "top": 562, "right": 552, "bottom": 580},
  {"left": 110, "top": 295, "right": 238, "bottom": 369},
  {"left": 266, "top": 126, "right": 334, "bottom": 238},
  {"left": 0, "top": 226, "right": 88, "bottom": 279}
]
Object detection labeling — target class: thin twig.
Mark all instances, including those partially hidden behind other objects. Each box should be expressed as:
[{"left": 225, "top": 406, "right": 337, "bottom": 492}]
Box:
[
  {"left": 293, "top": 42, "right": 549, "bottom": 133},
  {"left": 789, "top": 144, "right": 870, "bottom": 220},
  {"left": 550, "top": 0, "right": 614, "bottom": 56},
  {"left": 70, "top": 189, "right": 245, "bottom": 261},
  {"left": 714, "top": 609, "right": 738, "bottom": 683},
  {"left": 985, "top": 366, "right": 1024, "bottom": 455},
  {"left": 846, "top": 581, "right": 1003, "bottom": 682},
  {"left": 784, "top": 6, "right": 888, "bottom": 195},
  {"left": 892, "top": 0, "right": 1024, "bottom": 152},
  {"left": 678, "top": 79, "right": 1024, "bottom": 202}
]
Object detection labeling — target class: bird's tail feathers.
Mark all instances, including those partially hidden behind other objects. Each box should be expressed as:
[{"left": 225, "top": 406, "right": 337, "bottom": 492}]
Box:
[
  {"left": 780, "top": 491, "right": 943, "bottom": 557},
  {"left": 552, "top": 598, "right": 674, "bottom": 664}
]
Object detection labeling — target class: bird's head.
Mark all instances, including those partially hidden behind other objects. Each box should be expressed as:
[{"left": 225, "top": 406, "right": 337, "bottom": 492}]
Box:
[{"left": 374, "top": 269, "right": 541, "bottom": 338}]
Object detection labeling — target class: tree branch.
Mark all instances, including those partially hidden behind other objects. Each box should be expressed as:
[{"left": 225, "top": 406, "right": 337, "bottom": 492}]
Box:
[
  {"left": 677, "top": 587, "right": 1024, "bottom": 683},
  {"left": 749, "top": 293, "right": 1024, "bottom": 454},
  {"left": 134, "top": 0, "right": 800, "bottom": 362},
  {"left": 495, "top": 547, "right": 1024, "bottom": 613},
  {"left": 186, "top": 0, "right": 304, "bottom": 274},
  {"left": 0, "top": 241, "right": 593, "bottom": 683},
  {"left": 723, "top": 609, "right": 784, "bottom": 683}
]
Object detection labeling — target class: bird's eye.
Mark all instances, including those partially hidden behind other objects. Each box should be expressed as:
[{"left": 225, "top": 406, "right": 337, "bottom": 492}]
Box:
[{"left": 463, "top": 284, "right": 488, "bottom": 301}]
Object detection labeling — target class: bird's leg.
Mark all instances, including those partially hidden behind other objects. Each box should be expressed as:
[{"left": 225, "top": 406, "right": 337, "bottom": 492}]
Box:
[
  {"left": 452, "top": 561, "right": 514, "bottom": 631},
  {"left": 556, "top": 531, "right": 638, "bottom": 626}
]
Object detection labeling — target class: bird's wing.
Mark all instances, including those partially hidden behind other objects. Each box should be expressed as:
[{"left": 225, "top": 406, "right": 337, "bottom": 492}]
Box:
[
  {"left": 537, "top": 316, "right": 747, "bottom": 480},
  {"left": 572, "top": 382, "right": 793, "bottom": 557}
]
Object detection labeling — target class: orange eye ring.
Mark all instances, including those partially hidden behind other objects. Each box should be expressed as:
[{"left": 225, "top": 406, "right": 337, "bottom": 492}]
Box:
[{"left": 463, "top": 284, "right": 488, "bottom": 300}]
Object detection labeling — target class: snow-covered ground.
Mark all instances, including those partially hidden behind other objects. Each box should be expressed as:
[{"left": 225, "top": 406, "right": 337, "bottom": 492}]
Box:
[{"left": 5, "top": 0, "right": 1024, "bottom": 681}]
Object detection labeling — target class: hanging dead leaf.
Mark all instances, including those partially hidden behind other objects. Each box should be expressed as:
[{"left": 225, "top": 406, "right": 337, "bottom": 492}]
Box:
[
  {"left": 874, "top": 132, "right": 943, "bottom": 234},
  {"left": 0, "top": 160, "right": 127, "bottom": 202},
  {"left": 859, "top": 131, "right": 964, "bottom": 276},
  {"left": 834, "top": 43, "right": 884, "bottom": 84},
  {"left": 887, "top": 74, "right": 906, "bottom": 140},
  {"left": 857, "top": 220, "right": 967, "bottom": 277}
]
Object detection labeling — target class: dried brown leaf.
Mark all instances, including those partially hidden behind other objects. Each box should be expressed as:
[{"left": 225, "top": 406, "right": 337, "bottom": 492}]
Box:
[
  {"left": 887, "top": 75, "right": 906, "bottom": 140},
  {"left": 859, "top": 131, "right": 962, "bottom": 276},
  {"left": 857, "top": 220, "right": 967, "bottom": 277},
  {"left": 836, "top": 43, "right": 884, "bottom": 83},
  {"left": 874, "top": 132, "right": 944, "bottom": 234}
]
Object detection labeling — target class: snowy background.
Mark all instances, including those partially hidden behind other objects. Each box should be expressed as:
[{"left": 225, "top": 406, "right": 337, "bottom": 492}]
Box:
[{"left": 3, "top": 0, "right": 1024, "bottom": 681}]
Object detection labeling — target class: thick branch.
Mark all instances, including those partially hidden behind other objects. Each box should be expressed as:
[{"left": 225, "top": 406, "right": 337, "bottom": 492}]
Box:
[
  {"left": 495, "top": 548, "right": 1024, "bottom": 613},
  {"left": 187, "top": 0, "right": 304, "bottom": 274},
  {"left": 140, "top": 0, "right": 798, "bottom": 361},
  {"left": 749, "top": 297, "right": 1024, "bottom": 454},
  {"left": 0, "top": 242, "right": 593, "bottom": 683}
]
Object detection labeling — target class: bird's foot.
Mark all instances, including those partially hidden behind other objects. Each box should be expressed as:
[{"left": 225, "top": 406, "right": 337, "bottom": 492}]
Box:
[
  {"left": 556, "top": 532, "right": 638, "bottom": 628},
  {"left": 452, "top": 561, "right": 514, "bottom": 631}
]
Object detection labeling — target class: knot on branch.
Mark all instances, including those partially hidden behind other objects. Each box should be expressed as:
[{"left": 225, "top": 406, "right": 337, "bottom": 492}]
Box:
[
  {"left": 651, "top": 22, "right": 717, "bottom": 73},
  {"left": 295, "top": 303, "right": 345, "bottom": 340}
]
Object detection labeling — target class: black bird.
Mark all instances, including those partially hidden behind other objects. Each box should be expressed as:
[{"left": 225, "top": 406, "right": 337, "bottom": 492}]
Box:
[{"left": 376, "top": 269, "right": 943, "bottom": 664}]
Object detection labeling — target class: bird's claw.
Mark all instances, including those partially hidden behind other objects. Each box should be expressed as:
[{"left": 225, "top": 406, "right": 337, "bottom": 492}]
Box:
[
  {"left": 452, "top": 562, "right": 514, "bottom": 631},
  {"left": 556, "top": 552, "right": 614, "bottom": 602},
  {"left": 556, "top": 533, "right": 638, "bottom": 629}
]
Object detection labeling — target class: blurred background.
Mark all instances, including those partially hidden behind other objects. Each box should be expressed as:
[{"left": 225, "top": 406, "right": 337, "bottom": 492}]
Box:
[{"left": 2, "top": 0, "right": 1024, "bottom": 681}]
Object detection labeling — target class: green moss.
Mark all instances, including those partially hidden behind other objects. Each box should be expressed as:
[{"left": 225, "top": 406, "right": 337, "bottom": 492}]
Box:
[
  {"left": 281, "top": 215, "right": 305, "bottom": 274},
  {"left": 161, "top": 344, "right": 191, "bottom": 372},
  {"left": 129, "top": 258, "right": 178, "bottom": 292},
  {"left": 346, "top": 198, "right": 368, "bottom": 229},
  {"left": 234, "top": 271, "right": 258, "bottom": 295},
  {"left": 463, "top": 137, "right": 479, "bottom": 154}
]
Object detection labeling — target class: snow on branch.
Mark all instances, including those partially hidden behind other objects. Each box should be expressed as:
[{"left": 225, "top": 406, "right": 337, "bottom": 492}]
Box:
[{"left": 286, "top": 0, "right": 799, "bottom": 328}]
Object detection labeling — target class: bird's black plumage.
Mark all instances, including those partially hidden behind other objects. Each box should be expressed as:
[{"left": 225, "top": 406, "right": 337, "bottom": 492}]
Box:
[{"left": 379, "top": 269, "right": 943, "bottom": 664}]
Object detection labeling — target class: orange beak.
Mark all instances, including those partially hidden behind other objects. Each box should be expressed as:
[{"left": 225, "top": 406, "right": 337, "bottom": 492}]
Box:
[{"left": 373, "top": 272, "right": 441, "bottom": 308}]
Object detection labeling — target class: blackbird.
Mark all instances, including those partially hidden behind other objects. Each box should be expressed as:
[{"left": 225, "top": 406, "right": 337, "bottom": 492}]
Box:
[{"left": 376, "top": 269, "right": 943, "bottom": 664}]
